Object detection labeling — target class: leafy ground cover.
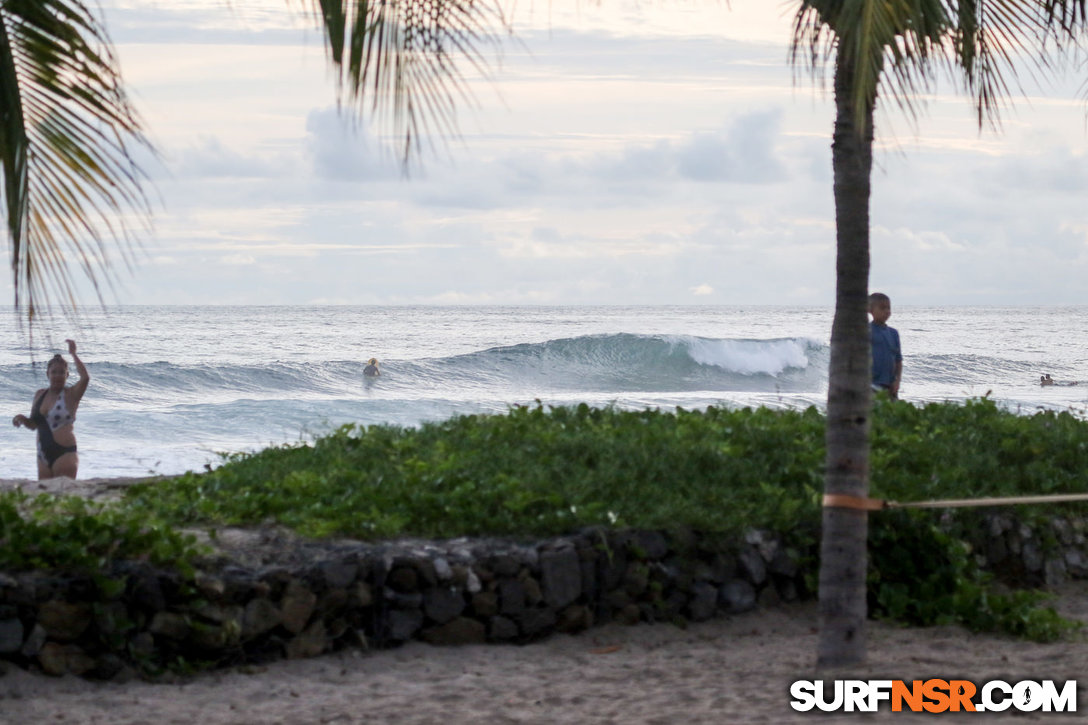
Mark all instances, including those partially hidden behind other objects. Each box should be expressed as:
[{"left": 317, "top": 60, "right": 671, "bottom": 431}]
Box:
[
  {"left": 124, "top": 402, "right": 829, "bottom": 540},
  {"left": 121, "top": 397, "right": 1088, "bottom": 540},
  {"left": 0, "top": 491, "right": 204, "bottom": 577},
  {"left": 3, "top": 398, "right": 1087, "bottom": 640}
]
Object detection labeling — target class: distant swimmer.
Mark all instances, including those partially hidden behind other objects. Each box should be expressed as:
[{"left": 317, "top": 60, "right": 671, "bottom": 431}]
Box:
[
  {"left": 364, "top": 358, "right": 381, "bottom": 378},
  {"left": 1040, "top": 374, "right": 1078, "bottom": 387}
]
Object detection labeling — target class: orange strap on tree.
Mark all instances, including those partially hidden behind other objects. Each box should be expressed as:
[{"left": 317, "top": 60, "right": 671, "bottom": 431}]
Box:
[
  {"left": 822, "top": 494, "right": 887, "bottom": 511},
  {"left": 823, "top": 492, "right": 1088, "bottom": 511}
]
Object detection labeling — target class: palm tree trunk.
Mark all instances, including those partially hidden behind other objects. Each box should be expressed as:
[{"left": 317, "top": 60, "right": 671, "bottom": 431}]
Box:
[{"left": 817, "top": 48, "right": 874, "bottom": 668}]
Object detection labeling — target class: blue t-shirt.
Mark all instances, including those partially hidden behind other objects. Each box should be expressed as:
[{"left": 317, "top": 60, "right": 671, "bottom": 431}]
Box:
[{"left": 871, "top": 322, "right": 902, "bottom": 387}]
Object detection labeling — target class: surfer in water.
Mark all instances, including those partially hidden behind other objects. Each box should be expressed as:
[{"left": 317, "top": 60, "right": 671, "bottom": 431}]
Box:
[
  {"left": 1040, "top": 374, "right": 1077, "bottom": 386},
  {"left": 364, "top": 358, "right": 381, "bottom": 378},
  {"left": 11, "top": 339, "right": 89, "bottom": 480}
]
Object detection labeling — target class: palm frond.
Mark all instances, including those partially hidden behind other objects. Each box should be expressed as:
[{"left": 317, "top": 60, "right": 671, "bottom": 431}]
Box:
[
  {"left": 791, "top": 0, "right": 951, "bottom": 135},
  {"left": 1, "top": 0, "right": 153, "bottom": 322},
  {"left": 305, "top": 0, "right": 510, "bottom": 162},
  {"left": 1041, "top": 0, "right": 1088, "bottom": 30},
  {"left": 0, "top": 14, "right": 29, "bottom": 291},
  {"left": 951, "top": 0, "right": 1058, "bottom": 128},
  {"left": 791, "top": 0, "right": 1088, "bottom": 135}
]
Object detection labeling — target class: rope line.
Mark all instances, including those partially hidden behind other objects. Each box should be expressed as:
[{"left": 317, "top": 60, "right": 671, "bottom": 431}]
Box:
[{"left": 823, "top": 492, "right": 1088, "bottom": 511}]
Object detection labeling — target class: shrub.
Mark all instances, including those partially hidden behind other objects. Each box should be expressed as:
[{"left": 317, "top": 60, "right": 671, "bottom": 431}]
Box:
[{"left": 7, "top": 398, "right": 1085, "bottom": 641}]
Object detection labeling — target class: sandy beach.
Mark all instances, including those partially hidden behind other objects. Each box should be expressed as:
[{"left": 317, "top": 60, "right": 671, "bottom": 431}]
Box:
[
  {"left": 0, "top": 589, "right": 1086, "bottom": 724},
  {"left": 2, "top": 476, "right": 1087, "bottom": 723}
]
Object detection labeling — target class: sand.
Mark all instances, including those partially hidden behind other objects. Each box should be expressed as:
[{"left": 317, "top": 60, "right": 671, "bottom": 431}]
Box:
[
  {"left": 2, "top": 476, "right": 1087, "bottom": 723},
  {"left": 1, "top": 593, "right": 1086, "bottom": 724}
]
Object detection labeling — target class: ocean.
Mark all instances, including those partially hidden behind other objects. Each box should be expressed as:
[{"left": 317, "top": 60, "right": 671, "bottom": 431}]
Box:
[{"left": 2, "top": 305, "right": 1085, "bottom": 479}]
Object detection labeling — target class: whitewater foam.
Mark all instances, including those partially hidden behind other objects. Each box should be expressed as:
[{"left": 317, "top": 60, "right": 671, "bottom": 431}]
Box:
[{"left": 678, "top": 336, "right": 818, "bottom": 376}]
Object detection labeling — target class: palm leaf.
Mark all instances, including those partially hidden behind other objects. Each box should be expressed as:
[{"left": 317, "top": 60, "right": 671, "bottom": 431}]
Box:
[
  {"left": 952, "top": 0, "right": 1056, "bottom": 128},
  {"left": 303, "top": 0, "right": 510, "bottom": 161},
  {"left": 3, "top": 0, "right": 510, "bottom": 324},
  {"left": 790, "top": 0, "right": 1083, "bottom": 136},
  {"left": 791, "top": 0, "right": 950, "bottom": 134},
  {"left": 1, "top": 0, "right": 153, "bottom": 324}
]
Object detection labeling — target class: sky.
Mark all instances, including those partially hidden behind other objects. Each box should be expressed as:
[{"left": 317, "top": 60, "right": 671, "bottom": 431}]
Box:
[{"left": 12, "top": 0, "right": 1088, "bottom": 306}]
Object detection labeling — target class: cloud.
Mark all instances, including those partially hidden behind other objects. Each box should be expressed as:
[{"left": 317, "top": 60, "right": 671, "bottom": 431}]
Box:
[
  {"left": 305, "top": 108, "right": 399, "bottom": 182},
  {"left": 173, "top": 136, "right": 289, "bottom": 179},
  {"left": 395, "top": 108, "right": 797, "bottom": 218},
  {"left": 101, "top": 1, "right": 311, "bottom": 45},
  {"left": 78, "top": 1, "right": 1088, "bottom": 308},
  {"left": 220, "top": 253, "right": 258, "bottom": 266},
  {"left": 987, "top": 147, "right": 1088, "bottom": 195},
  {"left": 587, "top": 109, "right": 789, "bottom": 185},
  {"left": 678, "top": 111, "right": 789, "bottom": 182}
]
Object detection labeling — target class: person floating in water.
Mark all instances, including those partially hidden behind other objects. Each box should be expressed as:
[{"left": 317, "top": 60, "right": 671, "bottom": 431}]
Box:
[
  {"left": 363, "top": 358, "right": 381, "bottom": 378},
  {"left": 11, "top": 339, "right": 89, "bottom": 480},
  {"left": 1040, "top": 374, "right": 1077, "bottom": 386}
]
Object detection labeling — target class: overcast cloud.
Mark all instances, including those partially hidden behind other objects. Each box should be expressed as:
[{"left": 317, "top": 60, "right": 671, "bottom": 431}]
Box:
[{"left": 4, "top": 0, "right": 1086, "bottom": 307}]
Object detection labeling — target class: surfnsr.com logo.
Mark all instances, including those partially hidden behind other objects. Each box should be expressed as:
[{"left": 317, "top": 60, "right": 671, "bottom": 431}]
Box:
[{"left": 790, "top": 679, "right": 1078, "bottom": 713}]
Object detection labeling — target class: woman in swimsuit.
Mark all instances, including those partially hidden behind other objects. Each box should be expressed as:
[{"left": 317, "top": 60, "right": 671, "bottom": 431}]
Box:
[{"left": 11, "top": 339, "right": 89, "bottom": 480}]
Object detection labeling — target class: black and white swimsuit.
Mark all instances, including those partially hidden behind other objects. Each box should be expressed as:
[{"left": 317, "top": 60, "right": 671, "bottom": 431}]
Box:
[{"left": 32, "top": 389, "right": 77, "bottom": 466}]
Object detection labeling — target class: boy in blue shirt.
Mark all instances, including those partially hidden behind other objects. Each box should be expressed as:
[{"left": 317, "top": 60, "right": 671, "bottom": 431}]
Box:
[{"left": 869, "top": 292, "right": 902, "bottom": 399}]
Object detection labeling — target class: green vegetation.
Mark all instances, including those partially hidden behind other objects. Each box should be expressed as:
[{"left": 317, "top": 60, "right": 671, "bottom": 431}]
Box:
[
  {"left": 124, "top": 402, "right": 829, "bottom": 540},
  {"left": 3, "top": 398, "right": 1086, "bottom": 641},
  {"left": 872, "top": 397, "right": 1088, "bottom": 502},
  {"left": 869, "top": 509, "right": 1078, "bottom": 642},
  {"left": 0, "top": 491, "right": 205, "bottom": 576},
  {"left": 121, "top": 397, "right": 1088, "bottom": 539}
]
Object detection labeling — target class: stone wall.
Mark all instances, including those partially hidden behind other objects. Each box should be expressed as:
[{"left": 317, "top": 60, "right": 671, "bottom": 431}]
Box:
[
  {"left": 954, "top": 512, "right": 1088, "bottom": 588},
  {"left": 0, "top": 527, "right": 804, "bottom": 680},
  {"left": 1, "top": 513, "right": 1086, "bottom": 680}
]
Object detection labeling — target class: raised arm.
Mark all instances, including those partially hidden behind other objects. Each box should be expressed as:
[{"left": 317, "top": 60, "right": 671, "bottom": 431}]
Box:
[{"left": 66, "top": 339, "right": 90, "bottom": 404}]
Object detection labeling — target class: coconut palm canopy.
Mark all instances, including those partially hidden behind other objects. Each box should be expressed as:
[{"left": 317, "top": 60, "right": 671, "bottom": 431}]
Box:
[
  {"left": 787, "top": 0, "right": 1087, "bottom": 667},
  {"left": 792, "top": 0, "right": 1087, "bottom": 134},
  {"left": 0, "top": 0, "right": 508, "bottom": 321}
]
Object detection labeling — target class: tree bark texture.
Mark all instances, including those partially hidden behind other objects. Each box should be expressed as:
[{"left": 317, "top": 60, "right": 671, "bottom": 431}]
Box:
[{"left": 817, "top": 48, "right": 874, "bottom": 668}]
